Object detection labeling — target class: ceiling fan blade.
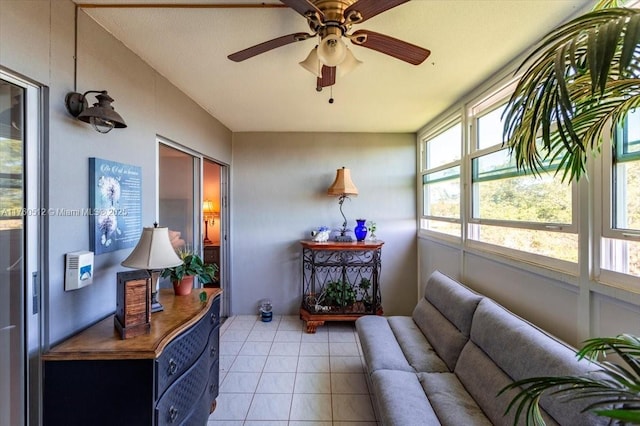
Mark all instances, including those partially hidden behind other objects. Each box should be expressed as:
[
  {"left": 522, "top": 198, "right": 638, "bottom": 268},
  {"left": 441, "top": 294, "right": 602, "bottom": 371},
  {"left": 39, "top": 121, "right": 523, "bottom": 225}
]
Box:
[
  {"left": 280, "top": 0, "right": 323, "bottom": 18},
  {"left": 344, "top": 0, "right": 409, "bottom": 24},
  {"left": 316, "top": 66, "right": 336, "bottom": 90},
  {"left": 350, "top": 29, "right": 430, "bottom": 65},
  {"left": 228, "top": 32, "right": 313, "bottom": 62}
]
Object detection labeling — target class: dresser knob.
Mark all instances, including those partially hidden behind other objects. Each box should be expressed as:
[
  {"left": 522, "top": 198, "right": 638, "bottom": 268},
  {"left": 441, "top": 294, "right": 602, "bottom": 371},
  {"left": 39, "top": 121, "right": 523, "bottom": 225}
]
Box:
[
  {"left": 210, "top": 345, "right": 216, "bottom": 357},
  {"left": 168, "top": 406, "right": 178, "bottom": 422},
  {"left": 168, "top": 359, "right": 177, "bottom": 375},
  {"left": 210, "top": 312, "right": 217, "bottom": 324}
]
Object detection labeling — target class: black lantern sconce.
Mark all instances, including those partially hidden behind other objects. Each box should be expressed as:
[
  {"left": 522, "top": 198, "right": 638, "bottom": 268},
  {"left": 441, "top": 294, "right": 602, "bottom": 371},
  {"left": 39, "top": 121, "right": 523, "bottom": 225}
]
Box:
[{"left": 65, "top": 90, "right": 127, "bottom": 134}]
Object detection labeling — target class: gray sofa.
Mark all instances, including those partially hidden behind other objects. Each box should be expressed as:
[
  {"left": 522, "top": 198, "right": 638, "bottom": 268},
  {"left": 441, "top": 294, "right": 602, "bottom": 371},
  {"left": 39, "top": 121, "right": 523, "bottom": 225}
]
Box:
[{"left": 356, "top": 270, "right": 608, "bottom": 426}]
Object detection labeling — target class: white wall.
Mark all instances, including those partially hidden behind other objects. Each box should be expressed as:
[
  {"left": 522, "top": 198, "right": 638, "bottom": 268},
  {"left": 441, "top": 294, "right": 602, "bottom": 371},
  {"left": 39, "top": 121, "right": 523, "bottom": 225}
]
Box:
[
  {"left": 0, "top": 0, "right": 232, "bottom": 345},
  {"left": 232, "top": 132, "right": 417, "bottom": 316}
]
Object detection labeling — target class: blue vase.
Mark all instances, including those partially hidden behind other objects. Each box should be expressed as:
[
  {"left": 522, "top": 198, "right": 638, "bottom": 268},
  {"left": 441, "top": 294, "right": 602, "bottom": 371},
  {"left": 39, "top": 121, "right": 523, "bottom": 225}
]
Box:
[{"left": 354, "top": 219, "right": 367, "bottom": 241}]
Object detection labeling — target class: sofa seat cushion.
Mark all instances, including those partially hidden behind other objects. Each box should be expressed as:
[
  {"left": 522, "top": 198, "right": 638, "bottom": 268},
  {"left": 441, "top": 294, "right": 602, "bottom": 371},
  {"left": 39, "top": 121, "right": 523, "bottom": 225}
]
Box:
[
  {"left": 387, "top": 316, "right": 448, "bottom": 373},
  {"left": 417, "top": 372, "right": 492, "bottom": 426},
  {"left": 356, "top": 316, "right": 414, "bottom": 374},
  {"left": 371, "top": 369, "right": 441, "bottom": 426}
]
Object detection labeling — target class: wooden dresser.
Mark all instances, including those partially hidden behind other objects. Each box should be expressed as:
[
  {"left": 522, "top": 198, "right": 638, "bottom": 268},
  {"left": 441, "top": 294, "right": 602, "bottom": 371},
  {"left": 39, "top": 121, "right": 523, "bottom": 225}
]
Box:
[{"left": 43, "top": 288, "right": 222, "bottom": 426}]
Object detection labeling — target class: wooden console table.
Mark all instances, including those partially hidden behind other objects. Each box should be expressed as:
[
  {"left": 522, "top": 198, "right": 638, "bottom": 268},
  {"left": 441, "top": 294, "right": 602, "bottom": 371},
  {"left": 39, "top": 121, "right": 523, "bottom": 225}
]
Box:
[
  {"left": 300, "top": 240, "right": 383, "bottom": 333},
  {"left": 43, "top": 288, "right": 222, "bottom": 426}
]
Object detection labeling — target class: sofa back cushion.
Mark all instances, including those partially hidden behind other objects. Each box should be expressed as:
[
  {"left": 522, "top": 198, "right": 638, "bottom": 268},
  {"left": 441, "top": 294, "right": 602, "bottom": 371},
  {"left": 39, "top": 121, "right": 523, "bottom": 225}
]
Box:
[
  {"left": 466, "top": 298, "right": 608, "bottom": 426},
  {"left": 412, "top": 270, "right": 483, "bottom": 370}
]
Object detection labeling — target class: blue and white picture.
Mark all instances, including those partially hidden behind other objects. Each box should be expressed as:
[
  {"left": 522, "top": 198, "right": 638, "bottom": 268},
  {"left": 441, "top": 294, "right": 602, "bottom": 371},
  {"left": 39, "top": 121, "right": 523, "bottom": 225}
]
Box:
[{"left": 89, "top": 158, "right": 142, "bottom": 255}]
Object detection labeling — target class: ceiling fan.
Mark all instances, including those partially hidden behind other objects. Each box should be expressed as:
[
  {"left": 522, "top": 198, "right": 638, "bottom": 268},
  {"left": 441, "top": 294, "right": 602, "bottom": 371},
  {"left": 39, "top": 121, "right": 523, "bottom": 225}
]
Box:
[{"left": 227, "top": 0, "right": 431, "bottom": 91}]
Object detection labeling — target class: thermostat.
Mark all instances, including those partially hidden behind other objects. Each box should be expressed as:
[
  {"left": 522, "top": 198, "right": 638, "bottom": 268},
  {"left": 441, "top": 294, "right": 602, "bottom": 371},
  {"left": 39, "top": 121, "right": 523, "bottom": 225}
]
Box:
[{"left": 65, "top": 251, "right": 94, "bottom": 291}]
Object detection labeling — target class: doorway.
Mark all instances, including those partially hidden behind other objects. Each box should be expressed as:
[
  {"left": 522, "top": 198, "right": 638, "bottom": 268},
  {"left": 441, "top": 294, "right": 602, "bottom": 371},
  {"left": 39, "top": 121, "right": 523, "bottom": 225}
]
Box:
[{"left": 0, "top": 72, "right": 42, "bottom": 426}]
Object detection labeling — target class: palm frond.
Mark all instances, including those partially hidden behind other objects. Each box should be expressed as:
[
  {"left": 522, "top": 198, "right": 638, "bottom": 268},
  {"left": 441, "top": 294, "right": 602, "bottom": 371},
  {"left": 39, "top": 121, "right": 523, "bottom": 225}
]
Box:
[{"left": 503, "top": 6, "right": 640, "bottom": 182}]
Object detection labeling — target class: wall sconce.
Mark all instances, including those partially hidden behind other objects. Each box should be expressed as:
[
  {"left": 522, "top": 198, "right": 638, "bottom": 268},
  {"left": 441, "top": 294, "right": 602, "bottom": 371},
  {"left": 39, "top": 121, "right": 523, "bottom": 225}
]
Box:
[
  {"left": 203, "top": 200, "right": 219, "bottom": 244},
  {"left": 327, "top": 167, "right": 359, "bottom": 242},
  {"left": 65, "top": 90, "right": 127, "bottom": 134},
  {"left": 121, "top": 223, "right": 182, "bottom": 313}
]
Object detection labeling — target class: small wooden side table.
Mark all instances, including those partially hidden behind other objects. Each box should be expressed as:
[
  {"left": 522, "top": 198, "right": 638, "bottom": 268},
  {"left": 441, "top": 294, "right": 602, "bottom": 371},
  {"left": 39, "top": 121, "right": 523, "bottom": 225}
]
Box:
[{"left": 300, "top": 240, "right": 384, "bottom": 333}]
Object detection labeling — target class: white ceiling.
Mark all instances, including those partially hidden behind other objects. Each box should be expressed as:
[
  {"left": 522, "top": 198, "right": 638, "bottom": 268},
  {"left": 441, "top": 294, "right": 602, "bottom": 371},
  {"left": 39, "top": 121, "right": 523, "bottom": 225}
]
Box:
[{"left": 77, "top": 0, "right": 591, "bottom": 133}]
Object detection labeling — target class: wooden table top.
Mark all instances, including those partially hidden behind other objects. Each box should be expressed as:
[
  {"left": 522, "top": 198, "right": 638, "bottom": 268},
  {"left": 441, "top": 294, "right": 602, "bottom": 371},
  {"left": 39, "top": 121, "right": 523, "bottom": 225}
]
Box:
[
  {"left": 300, "top": 240, "right": 384, "bottom": 250},
  {"left": 43, "top": 288, "right": 222, "bottom": 361}
]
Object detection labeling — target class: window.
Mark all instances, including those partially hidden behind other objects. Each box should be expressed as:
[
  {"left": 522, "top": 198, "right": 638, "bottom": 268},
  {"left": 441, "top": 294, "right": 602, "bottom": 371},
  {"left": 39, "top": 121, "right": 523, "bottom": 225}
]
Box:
[
  {"left": 601, "top": 109, "right": 640, "bottom": 278},
  {"left": 420, "top": 120, "right": 462, "bottom": 237}
]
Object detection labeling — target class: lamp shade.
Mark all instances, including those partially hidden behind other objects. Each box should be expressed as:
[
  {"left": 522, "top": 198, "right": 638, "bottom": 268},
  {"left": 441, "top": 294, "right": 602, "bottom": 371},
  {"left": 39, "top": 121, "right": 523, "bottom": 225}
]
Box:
[
  {"left": 327, "top": 167, "right": 358, "bottom": 196},
  {"left": 121, "top": 225, "right": 182, "bottom": 270},
  {"left": 77, "top": 91, "right": 127, "bottom": 133},
  {"left": 338, "top": 48, "right": 362, "bottom": 78},
  {"left": 317, "top": 34, "right": 347, "bottom": 67},
  {"left": 299, "top": 46, "right": 322, "bottom": 78}
]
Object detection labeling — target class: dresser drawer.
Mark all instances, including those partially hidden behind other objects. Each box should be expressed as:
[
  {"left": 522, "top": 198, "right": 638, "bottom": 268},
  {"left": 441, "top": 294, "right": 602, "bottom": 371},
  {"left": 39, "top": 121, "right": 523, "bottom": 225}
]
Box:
[
  {"left": 155, "top": 350, "right": 210, "bottom": 426},
  {"left": 156, "top": 313, "right": 210, "bottom": 397}
]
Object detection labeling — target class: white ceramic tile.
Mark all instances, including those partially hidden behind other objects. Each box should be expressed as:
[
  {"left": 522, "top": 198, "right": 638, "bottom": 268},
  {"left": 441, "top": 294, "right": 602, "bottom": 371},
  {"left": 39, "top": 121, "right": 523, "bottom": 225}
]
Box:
[
  {"left": 278, "top": 317, "right": 304, "bottom": 330},
  {"left": 228, "top": 355, "right": 267, "bottom": 372},
  {"left": 274, "top": 329, "right": 303, "bottom": 342},
  {"left": 255, "top": 372, "right": 296, "bottom": 394},
  {"left": 332, "top": 394, "right": 376, "bottom": 421},
  {"left": 207, "top": 420, "right": 243, "bottom": 426},
  {"left": 299, "top": 342, "right": 329, "bottom": 356},
  {"left": 233, "top": 315, "right": 260, "bottom": 322},
  {"left": 219, "top": 372, "right": 261, "bottom": 393},
  {"left": 246, "top": 329, "right": 277, "bottom": 342},
  {"left": 252, "top": 319, "right": 279, "bottom": 330},
  {"left": 226, "top": 320, "right": 256, "bottom": 330},
  {"left": 288, "top": 422, "right": 332, "bottom": 426},
  {"left": 330, "top": 356, "right": 364, "bottom": 373},
  {"left": 220, "top": 329, "right": 251, "bottom": 342},
  {"left": 301, "top": 331, "right": 329, "bottom": 342},
  {"left": 296, "top": 356, "right": 330, "bottom": 373},
  {"left": 246, "top": 393, "right": 292, "bottom": 421},
  {"left": 219, "top": 355, "right": 235, "bottom": 373},
  {"left": 208, "top": 393, "right": 253, "bottom": 421},
  {"left": 239, "top": 341, "right": 272, "bottom": 356},
  {"left": 263, "top": 355, "right": 298, "bottom": 373},
  {"left": 331, "top": 373, "right": 369, "bottom": 394},
  {"left": 328, "top": 330, "right": 356, "bottom": 343},
  {"left": 290, "top": 394, "right": 332, "bottom": 421},
  {"left": 219, "top": 341, "right": 243, "bottom": 356},
  {"left": 244, "top": 422, "right": 288, "bottom": 426},
  {"left": 294, "top": 373, "right": 331, "bottom": 394},
  {"left": 333, "top": 422, "right": 378, "bottom": 426},
  {"left": 269, "top": 342, "right": 300, "bottom": 356},
  {"left": 329, "top": 342, "right": 360, "bottom": 356}
]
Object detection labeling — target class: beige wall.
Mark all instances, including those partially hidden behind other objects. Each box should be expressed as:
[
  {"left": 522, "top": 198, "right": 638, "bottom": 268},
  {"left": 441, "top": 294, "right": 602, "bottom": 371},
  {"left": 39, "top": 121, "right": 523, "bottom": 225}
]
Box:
[
  {"left": 0, "top": 0, "right": 232, "bottom": 344},
  {"left": 232, "top": 132, "right": 417, "bottom": 316}
]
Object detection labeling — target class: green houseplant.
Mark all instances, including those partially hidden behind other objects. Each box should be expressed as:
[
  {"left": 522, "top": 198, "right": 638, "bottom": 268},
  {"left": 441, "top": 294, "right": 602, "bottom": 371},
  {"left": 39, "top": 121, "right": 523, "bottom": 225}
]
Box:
[
  {"left": 323, "top": 280, "right": 356, "bottom": 308},
  {"left": 500, "top": 334, "right": 640, "bottom": 425},
  {"left": 161, "top": 249, "right": 218, "bottom": 295},
  {"left": 503, "top": 0, "right": 640, "bottom": 182}
]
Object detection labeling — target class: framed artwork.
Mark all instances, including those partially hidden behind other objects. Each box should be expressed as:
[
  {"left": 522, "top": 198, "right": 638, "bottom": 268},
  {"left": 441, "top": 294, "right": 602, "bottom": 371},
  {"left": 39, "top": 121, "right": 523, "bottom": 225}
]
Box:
[{"left": 89, "top": 158, "right": 142, "bottom": 255}]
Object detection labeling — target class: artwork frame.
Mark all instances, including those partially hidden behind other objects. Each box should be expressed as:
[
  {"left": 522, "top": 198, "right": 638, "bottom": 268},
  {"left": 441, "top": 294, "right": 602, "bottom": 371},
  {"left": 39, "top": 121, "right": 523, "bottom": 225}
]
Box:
[{"left": 89, "top": 158, "right": 142, "bottom": 255}]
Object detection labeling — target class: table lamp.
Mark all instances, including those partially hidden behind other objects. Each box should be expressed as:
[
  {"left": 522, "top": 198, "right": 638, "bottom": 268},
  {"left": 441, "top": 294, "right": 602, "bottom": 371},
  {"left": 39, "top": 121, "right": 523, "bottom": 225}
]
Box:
[
  {"left": 121, "top": 223, "right": 182, "bottom": 312},
  {"left": 327, "top": 167, "right": 358, "bottom": 241}
]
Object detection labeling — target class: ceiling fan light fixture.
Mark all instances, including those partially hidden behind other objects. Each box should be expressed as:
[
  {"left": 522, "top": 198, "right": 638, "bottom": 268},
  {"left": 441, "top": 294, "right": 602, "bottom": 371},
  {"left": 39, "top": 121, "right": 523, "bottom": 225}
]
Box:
[
  {"left": 317, "top": 34, "right": 347, "bottom": 67},
  {"left": 299, "top": 46, "right": 322, "bottom": 78},
  {"left": 338, "top": 48, "right": 362, "bottom": 78}
]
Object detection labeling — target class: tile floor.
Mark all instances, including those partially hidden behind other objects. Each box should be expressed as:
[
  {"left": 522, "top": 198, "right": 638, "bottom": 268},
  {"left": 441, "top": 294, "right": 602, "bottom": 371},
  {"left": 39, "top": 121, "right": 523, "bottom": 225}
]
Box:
[{"left": 208, "top": 315, "right": 379, "bottom": 426}]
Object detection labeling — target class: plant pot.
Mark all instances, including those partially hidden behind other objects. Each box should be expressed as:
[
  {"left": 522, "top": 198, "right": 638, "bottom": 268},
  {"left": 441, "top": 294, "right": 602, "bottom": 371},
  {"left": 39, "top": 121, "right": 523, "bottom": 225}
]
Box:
[{"left": 173, "top": 275, "right": 194, "bottom": 296}]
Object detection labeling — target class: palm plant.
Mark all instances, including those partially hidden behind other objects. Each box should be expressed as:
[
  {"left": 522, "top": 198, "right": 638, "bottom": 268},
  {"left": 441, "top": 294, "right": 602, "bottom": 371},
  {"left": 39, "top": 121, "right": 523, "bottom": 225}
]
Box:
[
  {"left": 500, "top": 334, "right": 640, "bottom": 425},
  {"left": 503, "top": 0, "right": 640, "bottom": 182}
]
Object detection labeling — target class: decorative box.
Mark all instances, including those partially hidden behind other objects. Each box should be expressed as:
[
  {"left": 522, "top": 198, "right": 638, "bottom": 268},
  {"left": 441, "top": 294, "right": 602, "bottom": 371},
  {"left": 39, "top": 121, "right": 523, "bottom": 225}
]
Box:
[{"left": 115, "top": 270, "right": 151, "bottom": 339}]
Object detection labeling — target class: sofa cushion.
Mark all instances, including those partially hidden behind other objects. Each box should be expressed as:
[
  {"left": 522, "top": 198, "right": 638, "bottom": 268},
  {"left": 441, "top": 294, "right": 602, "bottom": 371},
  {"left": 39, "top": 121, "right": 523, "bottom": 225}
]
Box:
[
  {"left": 417, "top": 372, "right": 493, "bottom": 426},
  {"left": 455, "top": 340, "right": 559, "bottom": 426},
  {"left": 469, "top": 298, "right": 609, "bottom": 426},
  {"left": 371, "top": 369, "right": 441, "bottom": 426},
  {"left": 387, "top": 316, "right": 448, "bottom": 373},
  {"left": 412, "top": 271, "right": 483, "bottom": 370},
  {"left": 355, "top": 316, "right": 413, "bottom": 374}
]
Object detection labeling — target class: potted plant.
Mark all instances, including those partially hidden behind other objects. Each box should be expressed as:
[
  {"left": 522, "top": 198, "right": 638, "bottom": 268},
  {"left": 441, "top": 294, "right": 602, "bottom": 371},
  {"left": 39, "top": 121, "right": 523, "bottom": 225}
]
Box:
[
  {"left": 503, "top": 0, "right": 640, "bottom": 182},
  {"left": 161, "top": 249, "right": 218, "bottom": 296},
  {"left": 356, "top": 277, "right": 373, "bottom": 311},
  {"left": 323, "top": 280, "right": 356, "bottom": 310},
  {"left": 500, "top": 334, "right": 640, "bottom": 425}
]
